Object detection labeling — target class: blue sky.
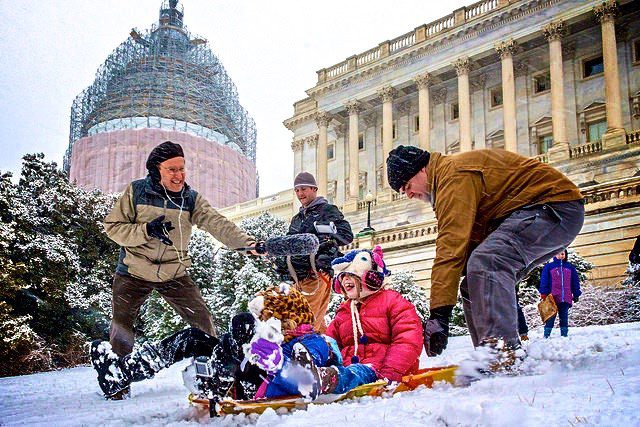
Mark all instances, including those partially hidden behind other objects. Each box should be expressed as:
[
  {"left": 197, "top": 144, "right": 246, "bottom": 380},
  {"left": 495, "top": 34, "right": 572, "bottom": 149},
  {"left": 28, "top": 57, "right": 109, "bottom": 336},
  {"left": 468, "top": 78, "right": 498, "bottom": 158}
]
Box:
[{"left": 0, "top": 0, "right": 466, "bottom": 196}]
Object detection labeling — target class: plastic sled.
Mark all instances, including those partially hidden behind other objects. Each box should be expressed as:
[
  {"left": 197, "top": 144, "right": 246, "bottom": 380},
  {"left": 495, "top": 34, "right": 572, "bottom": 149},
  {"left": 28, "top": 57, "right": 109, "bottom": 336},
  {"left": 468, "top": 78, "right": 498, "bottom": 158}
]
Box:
[{"left": 189, "top": 365, "right": 457, "bottom": 417}]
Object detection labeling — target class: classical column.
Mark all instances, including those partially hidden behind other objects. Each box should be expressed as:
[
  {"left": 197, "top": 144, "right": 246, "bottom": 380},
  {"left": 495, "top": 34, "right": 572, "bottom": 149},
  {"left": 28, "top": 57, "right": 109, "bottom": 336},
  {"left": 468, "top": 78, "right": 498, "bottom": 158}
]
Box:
[
  {"left": 377, "top": 86, "right": 396, "bottom": 188},
  {"left": 496, "top": 39, "right": 518, "bottom": 153},
  {"left": 595, "top": 0, "right": 625, "bottom": 147},
  {"left": 346, "top": 100, "right": 362, "bottom": 200},
  {"left": 314, "top": 111, "right": 331, "bottom": 196},
  {"left": 543, "top": 21, "right": 569, "bottom": 160},
  {"left": 291, "top": 138, "right": 304, "bottom": 177},
  {"left": 433, "top": 87, "right": 448, "bottom": 153},
  {"left": 454, "top": 57, "right": 473, "bottom": 152},
  {"left": 414, "top": 72, "right": 432, "bottom": 151}
]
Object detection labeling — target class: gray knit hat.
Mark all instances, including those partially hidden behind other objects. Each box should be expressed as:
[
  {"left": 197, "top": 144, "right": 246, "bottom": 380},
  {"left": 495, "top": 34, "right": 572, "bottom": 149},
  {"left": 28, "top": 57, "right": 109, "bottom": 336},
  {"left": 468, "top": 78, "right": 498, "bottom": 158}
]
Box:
[
  {"left": 386, "top": 145, "right": 430, "bottom": 192},
  {"left": 294, "top": 172, "right": 317, "bottom": 188}
]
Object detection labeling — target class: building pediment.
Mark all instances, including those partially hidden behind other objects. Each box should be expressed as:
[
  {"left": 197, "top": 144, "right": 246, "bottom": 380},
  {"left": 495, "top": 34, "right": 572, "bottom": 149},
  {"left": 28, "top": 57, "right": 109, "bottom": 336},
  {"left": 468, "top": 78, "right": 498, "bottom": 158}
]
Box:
[{"left": 579, "top": 100, "right": 605, "bottom": 113}]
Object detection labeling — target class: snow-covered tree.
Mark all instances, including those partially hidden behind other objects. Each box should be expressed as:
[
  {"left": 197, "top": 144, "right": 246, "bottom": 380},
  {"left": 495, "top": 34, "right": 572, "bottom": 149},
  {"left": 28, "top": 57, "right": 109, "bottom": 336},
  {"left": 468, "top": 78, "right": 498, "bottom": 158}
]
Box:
[
  {"left": 388, "top": 270, "right": 430, "bottom": 322},
  {"left": 207, "top": 212, "right": 288, "bottom": 331}
]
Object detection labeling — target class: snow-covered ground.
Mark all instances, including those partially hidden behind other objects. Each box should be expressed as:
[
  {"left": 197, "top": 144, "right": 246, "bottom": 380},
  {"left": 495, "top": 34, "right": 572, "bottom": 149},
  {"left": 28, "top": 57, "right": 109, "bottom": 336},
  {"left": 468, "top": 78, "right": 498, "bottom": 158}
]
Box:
[{"left": 1, "top": 322, "right": 639, "bottom": 426}]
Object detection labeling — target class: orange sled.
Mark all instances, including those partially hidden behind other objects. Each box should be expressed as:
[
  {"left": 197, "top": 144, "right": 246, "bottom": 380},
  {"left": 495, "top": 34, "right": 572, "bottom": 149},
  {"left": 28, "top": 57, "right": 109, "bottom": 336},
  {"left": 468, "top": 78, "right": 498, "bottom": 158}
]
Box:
[{"left": 189, "top": 365, "right": 457, "bottom": 417}]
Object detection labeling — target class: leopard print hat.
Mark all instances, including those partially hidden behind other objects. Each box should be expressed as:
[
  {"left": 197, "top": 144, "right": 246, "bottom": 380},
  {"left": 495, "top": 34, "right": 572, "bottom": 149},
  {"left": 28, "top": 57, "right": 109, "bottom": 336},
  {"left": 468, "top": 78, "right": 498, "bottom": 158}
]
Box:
[{"left": 249, "top": 284, "right": 315, "bottom": 335}]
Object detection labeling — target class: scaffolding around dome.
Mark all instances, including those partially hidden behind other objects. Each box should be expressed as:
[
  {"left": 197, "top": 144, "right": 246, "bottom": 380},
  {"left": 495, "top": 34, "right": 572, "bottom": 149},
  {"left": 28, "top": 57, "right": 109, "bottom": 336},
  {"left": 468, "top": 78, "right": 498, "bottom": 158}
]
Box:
[{"left": 64, "top": 0, "right": 257, "bottom": 172}]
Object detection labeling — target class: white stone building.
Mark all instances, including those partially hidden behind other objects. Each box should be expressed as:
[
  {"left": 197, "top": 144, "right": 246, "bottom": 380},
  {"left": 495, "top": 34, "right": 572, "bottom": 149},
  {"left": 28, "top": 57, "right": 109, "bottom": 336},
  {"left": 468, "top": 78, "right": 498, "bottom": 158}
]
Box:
[{"left": 220, "top": 0, "right": 640, "bottom": 289}]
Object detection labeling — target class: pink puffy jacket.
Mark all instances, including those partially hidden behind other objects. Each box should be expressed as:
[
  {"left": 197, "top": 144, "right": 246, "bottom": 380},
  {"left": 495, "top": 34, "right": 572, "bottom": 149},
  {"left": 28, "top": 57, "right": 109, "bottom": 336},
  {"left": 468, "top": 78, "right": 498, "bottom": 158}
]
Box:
[{"left": 325, "top": 289, "right": 423, "bottom": 381}]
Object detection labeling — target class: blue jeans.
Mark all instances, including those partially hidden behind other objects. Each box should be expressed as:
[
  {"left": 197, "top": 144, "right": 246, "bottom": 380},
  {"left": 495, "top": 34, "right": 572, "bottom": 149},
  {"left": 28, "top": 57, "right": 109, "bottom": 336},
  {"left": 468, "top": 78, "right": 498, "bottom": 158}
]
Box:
[
  {"left": 333, "top": 364, "right": 377, "bottom": 394},
  {"left": 545, "top": 301, "right": 570, "bottom": 330}
]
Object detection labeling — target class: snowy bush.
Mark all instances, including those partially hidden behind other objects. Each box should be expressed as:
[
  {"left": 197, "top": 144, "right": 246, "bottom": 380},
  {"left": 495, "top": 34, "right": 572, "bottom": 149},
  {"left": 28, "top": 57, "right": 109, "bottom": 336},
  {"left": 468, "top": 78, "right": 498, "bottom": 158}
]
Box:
[{"left": 388, "top": 270, "right": 430, "bottom": 322}]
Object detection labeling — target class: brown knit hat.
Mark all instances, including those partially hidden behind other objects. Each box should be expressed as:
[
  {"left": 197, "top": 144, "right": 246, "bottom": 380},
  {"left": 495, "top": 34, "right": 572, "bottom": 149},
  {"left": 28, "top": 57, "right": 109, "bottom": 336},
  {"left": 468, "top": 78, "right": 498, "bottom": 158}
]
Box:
[{"left": 249, "top": 285, "right": 315, "bottom": 334}]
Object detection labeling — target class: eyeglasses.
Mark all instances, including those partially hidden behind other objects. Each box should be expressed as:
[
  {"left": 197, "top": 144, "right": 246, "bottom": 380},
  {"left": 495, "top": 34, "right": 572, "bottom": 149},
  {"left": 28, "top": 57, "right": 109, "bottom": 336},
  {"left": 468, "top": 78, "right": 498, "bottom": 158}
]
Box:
[{"left": 161, "top": 166, "right": 186, "bottom": 175}]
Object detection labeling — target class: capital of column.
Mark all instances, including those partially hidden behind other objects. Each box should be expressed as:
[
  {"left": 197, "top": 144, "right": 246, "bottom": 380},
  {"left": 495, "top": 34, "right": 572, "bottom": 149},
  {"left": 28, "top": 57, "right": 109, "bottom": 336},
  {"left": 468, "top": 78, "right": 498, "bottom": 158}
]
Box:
[
  {"left": 291, "top": 139, "right": 304, "bottom": 152},
  {"left": 453, "top": 57, "right": 471, "bottom": 76},
  {"left": 305, "top": 134, "right": 319, "bottom": 147},
  {"left": 335, "top": 123, "right": 347, "bottom": 139},
  {"left": 314, "top": 111, "right": 331, "bottom": 128},
  {"left": 542, "top": 21, "right": 566, "bottom": 42},
  {"left": 345, "top": 99, "right": 362, "bottom": 115},
  {"left": 414, "top": 72, "right": 432, "bottom": 89},
  {"left": 594, "top": 0, "right": 618, "bottom": 24},
  {"left": 433, "top": 87, "right": 448, "bottom": 104},
  {"left": 377, "top": 86, "right": 396, "bottom": 103},
  {"left": 495, "top": 39, "right": 519, "bottom": 59}
]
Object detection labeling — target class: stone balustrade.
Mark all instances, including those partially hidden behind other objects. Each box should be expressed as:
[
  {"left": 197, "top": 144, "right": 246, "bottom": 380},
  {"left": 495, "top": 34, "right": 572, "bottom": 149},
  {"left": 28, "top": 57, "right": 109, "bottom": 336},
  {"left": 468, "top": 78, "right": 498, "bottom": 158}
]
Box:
[
  {"left": 627, "top": 129, "right": 640, "bottom": 144},
  {"left": 534, "top": 153, "right": 549, "bottom": 163},
  {"left": 465, "top": 0, "right": 499, "bottom": 20},
  {"left": 316, "top": 0, "right": 502, "bottom": 84},
  {"left": 581, "top": 176, "right": 640, "bottom": 205},
  {"left": 425, "top": 14, "right": 456, "bottom": 37},
  {"left": 570, "top": 140, "right": 603, "bottom": 158},
  {"left": 389, "top": 31, "right": 416, "bottom": 53},
  {"left": 357, "top": 47, "right": 381, "bottom": 66}
]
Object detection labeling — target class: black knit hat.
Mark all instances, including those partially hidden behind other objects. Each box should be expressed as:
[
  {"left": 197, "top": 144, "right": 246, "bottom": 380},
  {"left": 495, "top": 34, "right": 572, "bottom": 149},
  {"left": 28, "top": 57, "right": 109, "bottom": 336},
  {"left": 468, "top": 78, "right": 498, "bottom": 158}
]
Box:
[
  {"left": 146, "top": 141, "right": 184, "bottom": 183},
  {"left": 386, "top": 145, "right": 430, "bottom": 192}
]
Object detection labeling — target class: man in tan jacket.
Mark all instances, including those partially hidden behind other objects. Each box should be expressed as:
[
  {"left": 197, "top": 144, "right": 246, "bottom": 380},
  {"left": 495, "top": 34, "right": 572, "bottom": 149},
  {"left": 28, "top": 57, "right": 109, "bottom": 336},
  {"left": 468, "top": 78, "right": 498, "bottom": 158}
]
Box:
[
  {"left": 104, "top": 141, "right": 257, "bottom": 363},
  {"left": 386, "top": 146, "right": 584, "bottom": 360}
]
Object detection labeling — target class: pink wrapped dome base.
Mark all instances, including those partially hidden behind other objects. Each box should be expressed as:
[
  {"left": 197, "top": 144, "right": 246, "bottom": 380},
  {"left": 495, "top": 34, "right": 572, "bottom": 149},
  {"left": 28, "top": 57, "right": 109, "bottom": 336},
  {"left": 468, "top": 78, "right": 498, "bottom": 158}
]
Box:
[{"left": 69, "top": 128, "right": 257, "bottom": 208}]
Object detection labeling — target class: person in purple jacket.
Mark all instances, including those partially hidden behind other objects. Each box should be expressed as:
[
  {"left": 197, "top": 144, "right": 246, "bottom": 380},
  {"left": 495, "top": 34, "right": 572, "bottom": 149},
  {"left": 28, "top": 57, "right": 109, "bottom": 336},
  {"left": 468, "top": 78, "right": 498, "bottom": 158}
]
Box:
[{"left": 539, "top": 249, "right": 582, "bottom": 338}]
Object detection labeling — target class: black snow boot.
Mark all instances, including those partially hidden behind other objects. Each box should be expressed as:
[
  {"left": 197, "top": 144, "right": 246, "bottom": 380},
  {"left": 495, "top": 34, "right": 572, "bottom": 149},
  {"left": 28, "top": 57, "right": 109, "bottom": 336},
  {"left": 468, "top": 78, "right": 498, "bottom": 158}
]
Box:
[
  {"left": 189, "top": 333, "right": 240, "bottom": 400},
  {"left": 90, "top": 340, "right": 132, "bottom": 399},
  {"left": 231, "top": 312, "right": 256, "bottom": 348},
  {"left": 90, "top": 340, "right": 169, "bottom": 399}
]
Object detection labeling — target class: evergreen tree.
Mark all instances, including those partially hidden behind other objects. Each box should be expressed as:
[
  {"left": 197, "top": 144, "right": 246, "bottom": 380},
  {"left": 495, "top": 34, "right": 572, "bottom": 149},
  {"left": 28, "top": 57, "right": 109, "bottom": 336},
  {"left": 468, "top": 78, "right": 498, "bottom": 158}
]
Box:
[
  {"left": 140, "top": 212, "right": 288, "bottom": 338},
  {"left": 388, "top": 270, "right": 430, "bottom": 321}
]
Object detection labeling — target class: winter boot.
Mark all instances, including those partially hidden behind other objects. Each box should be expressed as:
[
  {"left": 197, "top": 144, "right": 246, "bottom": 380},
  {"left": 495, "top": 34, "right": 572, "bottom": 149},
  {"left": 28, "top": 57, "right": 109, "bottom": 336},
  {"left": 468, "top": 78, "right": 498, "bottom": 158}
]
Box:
[
  {"left": 90, "top": 340, "right": 169, "bottom": 399},
  {"left": 185, "top": 333, "right": 238, "bottom": 400},
  {"left": 290, "top": 342, "right": 338, "bottom": 399},
  {"left": 231, "top": 312, "right": 256, "bottom": 348},
  {"left": 560, "top": 327, "right": 569, "bottom": 337},
  {"left": 455, "top": 337, "right": 526, "bottom": 386},
  {"left": 543, "top": 327, "right": 553, "bottom": 338},
  {"left": 90, "top": 340, "right": 133, "bottom": 399}
]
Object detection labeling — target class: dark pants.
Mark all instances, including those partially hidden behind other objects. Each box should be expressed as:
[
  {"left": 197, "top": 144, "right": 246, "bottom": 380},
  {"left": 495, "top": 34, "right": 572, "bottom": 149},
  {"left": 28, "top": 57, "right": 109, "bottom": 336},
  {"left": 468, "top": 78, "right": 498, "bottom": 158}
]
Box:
[
  {"left": 109, "top": 273, "right": 215, "bottom": 356},
  {"left": 460, "top": 200, "right": 584, "bottom": 347}
]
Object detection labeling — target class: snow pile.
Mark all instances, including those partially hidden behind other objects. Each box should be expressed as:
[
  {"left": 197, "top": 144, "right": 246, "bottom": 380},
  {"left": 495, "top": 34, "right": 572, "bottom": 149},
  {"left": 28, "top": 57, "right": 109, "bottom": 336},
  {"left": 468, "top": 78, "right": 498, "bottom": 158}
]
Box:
[{"left": 1, "top": 322, "right": 639, "bottom": 426}]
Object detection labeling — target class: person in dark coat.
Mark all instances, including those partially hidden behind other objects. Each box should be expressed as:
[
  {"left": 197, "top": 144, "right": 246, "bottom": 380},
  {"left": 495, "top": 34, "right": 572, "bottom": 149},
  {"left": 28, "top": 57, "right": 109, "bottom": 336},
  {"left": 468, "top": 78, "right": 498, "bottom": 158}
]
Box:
[
  {"left": 275, "top": 171, "right": 353, "bottom": 333},
  {"left": 539, "top": 249, "right": 582, "bottom": 337}
]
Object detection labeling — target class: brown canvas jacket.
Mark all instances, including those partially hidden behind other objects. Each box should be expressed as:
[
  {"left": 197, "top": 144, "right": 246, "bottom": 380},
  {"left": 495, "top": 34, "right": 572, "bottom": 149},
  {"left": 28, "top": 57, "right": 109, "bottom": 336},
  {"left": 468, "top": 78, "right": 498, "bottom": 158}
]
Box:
[
  {"left": 104, "top": 178, "right": 254, "bottom": 283},
  {"left": 426, "top": 150, "right": 583, "bottom": 309}
]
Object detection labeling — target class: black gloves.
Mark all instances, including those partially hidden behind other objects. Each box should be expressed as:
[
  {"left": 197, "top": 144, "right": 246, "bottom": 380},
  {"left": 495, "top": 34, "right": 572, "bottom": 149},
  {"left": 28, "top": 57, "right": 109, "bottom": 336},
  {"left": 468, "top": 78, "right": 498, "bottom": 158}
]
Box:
[
  {"left": 573, "top": 296, "right": 579, "bottom": 303},
  {"left": 424, "top": 305, "right": 454, "bottom": 357},
  {"left": 146, "top": 215, "right": 175, "bottom": 245}
]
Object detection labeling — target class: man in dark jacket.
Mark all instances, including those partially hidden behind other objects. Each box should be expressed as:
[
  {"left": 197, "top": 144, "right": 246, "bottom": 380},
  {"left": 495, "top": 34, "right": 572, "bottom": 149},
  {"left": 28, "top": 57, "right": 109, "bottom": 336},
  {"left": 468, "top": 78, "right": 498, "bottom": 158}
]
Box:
[
  {"left": 276, "top": 172, "right": 353, "bottom": 332},
  {"left": 386, "top": 146, "right": 584, "bottom": 360},
  {"left": 103, "top": 141, "right": 258, "bottom": 375}
]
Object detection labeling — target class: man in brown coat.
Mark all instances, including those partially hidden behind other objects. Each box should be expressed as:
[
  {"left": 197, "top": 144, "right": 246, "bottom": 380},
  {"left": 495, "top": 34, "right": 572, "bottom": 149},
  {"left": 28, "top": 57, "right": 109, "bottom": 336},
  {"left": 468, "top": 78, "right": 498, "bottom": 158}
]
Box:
[
  {"left": 104, "top": 141, "right": 258, "bottom": 361},
  {"left": 386, "top": 146, "right": 584, "bottom": 358}
]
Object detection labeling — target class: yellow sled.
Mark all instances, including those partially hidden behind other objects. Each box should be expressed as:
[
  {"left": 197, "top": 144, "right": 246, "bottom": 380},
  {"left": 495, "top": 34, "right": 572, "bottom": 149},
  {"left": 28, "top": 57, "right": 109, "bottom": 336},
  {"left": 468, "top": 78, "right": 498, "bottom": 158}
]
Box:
[{"left": 189, "top": 365, "right": 457, "bottom": 417}]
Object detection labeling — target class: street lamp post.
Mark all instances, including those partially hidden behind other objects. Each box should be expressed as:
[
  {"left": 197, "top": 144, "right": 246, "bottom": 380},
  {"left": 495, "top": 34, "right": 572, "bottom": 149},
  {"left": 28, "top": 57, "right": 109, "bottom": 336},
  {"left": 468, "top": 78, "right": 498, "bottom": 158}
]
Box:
[{"left": 360, "top": 191, "right": 375, "bottom": 234}]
